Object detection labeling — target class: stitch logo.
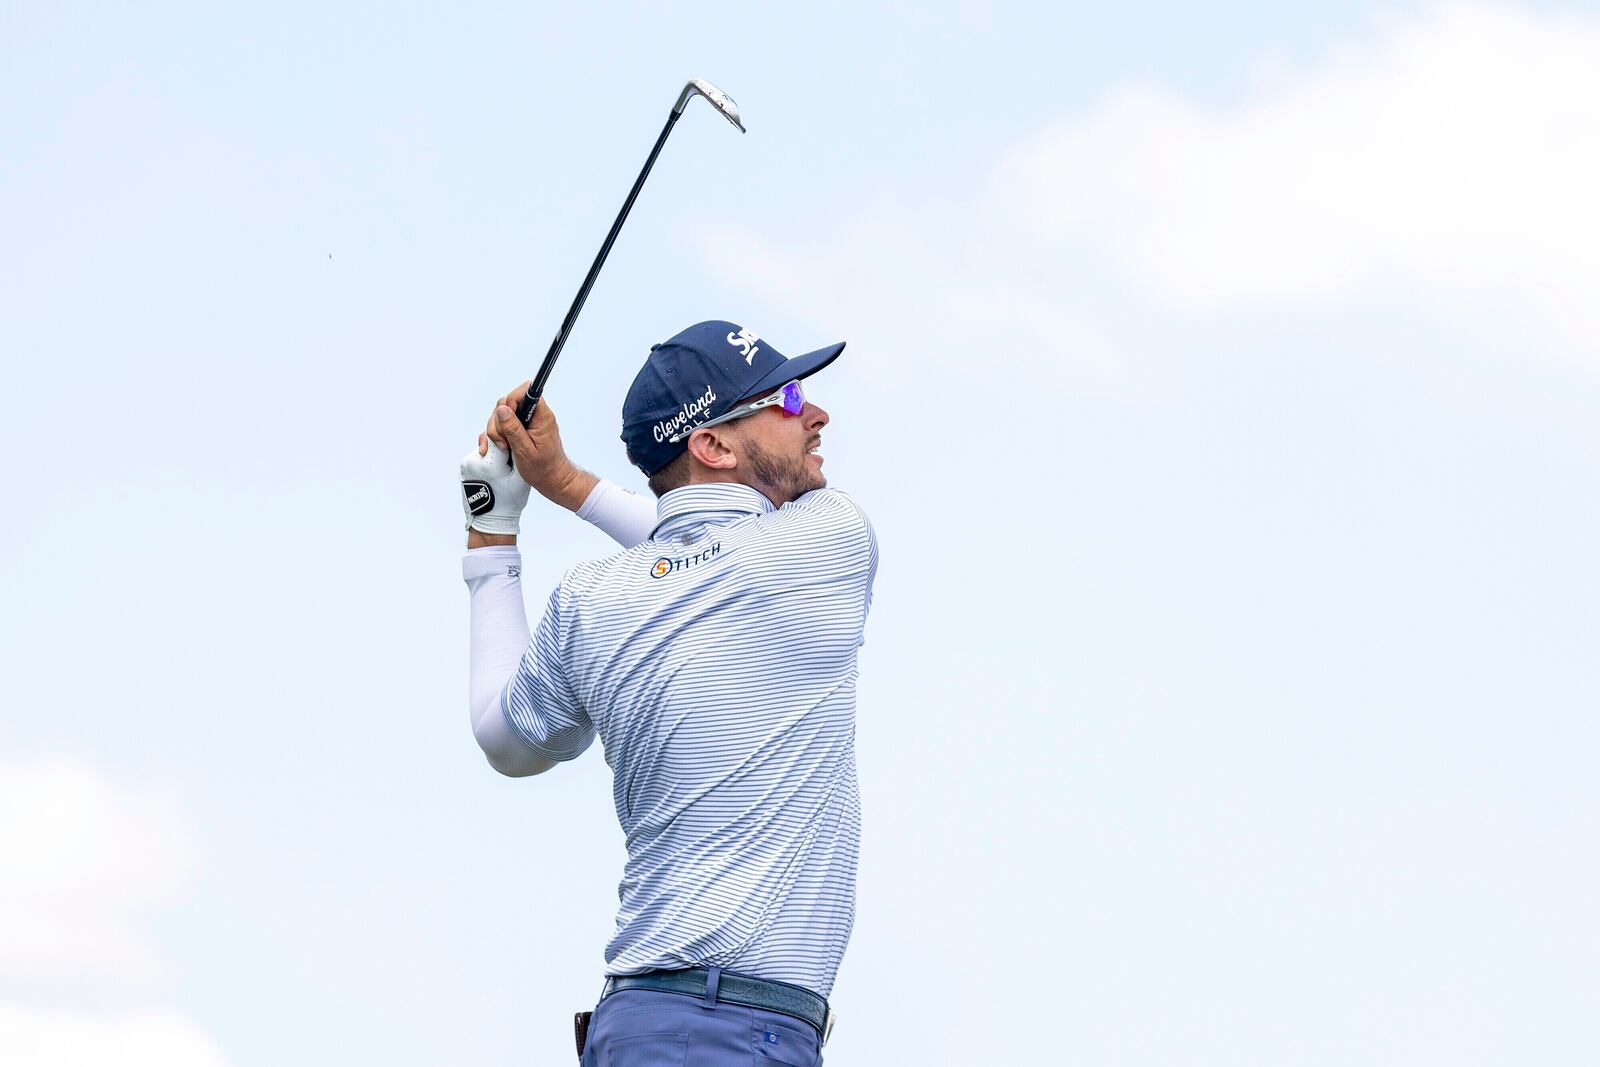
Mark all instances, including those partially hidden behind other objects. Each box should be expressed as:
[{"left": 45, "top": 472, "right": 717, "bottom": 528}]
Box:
[
  {"left": 763, "top": 1028, "right": 781, "bottom": 1046},
  {"left": 648, "top": 542, "right": 723, "bottom": 578},
  {"left": 726, "top": 327, "right": 761, "bottom": 365}
]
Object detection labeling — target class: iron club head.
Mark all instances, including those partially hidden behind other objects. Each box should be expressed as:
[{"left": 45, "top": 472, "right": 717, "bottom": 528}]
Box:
[{"left": 675, "top": 78, "right": 745, "bottom": 133}]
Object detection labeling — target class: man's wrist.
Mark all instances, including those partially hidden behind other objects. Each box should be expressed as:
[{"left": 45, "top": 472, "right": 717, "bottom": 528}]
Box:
[
  {"left": 542, "top": 467, "right": 600, "bottom": 513},
  {"left": 467, "top": 529, "right": 518, "bottom": 549}
]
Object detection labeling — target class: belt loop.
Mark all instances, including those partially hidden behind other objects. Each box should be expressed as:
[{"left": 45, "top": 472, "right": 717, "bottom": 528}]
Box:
[{"left": 703, "top": 966, "right": 722, "bottom": 1009}]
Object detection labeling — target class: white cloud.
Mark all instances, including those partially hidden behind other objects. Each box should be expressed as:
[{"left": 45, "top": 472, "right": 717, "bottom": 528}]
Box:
[
  {"left": 0, "top": 758, "right": 191, "bottom": 997},
  {"left": 994, "top": 3, "right": 1600, "bottom": 353},
  {"left": 0, "top": 1005, "right": 230, "bottom": 1067},
  {"left": 701, "top": 5, "right": 1600, "bottom": 376},
  {"left": 697, "top": 220, "right": 1112, "bottom": 390},
  {"left": 0, "top": 759, "right": 234, "bottom": 1067}
]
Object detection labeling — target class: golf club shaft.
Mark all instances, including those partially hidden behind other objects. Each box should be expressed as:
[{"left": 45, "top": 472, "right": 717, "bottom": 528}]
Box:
[{"left": 515, "top": 107, "right": 684, "bottom": 426}]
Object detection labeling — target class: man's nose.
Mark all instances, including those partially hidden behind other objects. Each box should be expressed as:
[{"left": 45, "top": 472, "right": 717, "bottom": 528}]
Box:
[{"left": 804, "top": 402, "right": 829, "bottom": 429}]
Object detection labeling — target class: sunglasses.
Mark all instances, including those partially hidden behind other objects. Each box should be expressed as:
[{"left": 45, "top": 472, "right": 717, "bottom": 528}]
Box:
[{"left": 667, "top": 380, "right": 806, "bottom": 443}]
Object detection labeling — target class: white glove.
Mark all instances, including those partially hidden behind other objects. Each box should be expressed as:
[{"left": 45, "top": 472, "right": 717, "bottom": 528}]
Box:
[{"left": 460, "top": 440, "right": 532, "bottom": 534}]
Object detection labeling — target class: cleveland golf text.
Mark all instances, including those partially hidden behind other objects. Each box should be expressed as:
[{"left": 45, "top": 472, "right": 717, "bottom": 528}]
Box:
[{"left": 652, "top": 386, "right": 717, "bottom": 443}]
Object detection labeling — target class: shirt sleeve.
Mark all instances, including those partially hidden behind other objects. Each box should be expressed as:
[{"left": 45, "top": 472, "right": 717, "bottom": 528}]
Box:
[
  {"left": 462, "top": 548, "right": 594, "bottom": 775},
  {"left": 501, "top": 583, "right": 596, "bottom": 763},
  {"left": 784, "top": 488, "right": 879, "bottom": 632},
  {"left": 863, "top": 505, "right": 880, "bottom": 617},
  {"left": 789, "top": 489, "right": 876, "bottom": 567},
  {"left": 576, "top": 477, "right": 658, "bottom": 548}
]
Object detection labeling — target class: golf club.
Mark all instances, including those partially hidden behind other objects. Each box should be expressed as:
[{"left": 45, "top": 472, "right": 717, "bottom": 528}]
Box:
[{"left": 514, "top": 78, "right": 745, "bottom": 427}]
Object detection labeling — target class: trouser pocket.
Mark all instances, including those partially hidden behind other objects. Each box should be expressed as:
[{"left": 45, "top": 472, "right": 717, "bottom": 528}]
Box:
[
  {"left": 605, "top": 1030, "right": 688, "bottom": 1067},
  {"left": 753, "top": 1017, "right": 820, "bottom": 1066}
]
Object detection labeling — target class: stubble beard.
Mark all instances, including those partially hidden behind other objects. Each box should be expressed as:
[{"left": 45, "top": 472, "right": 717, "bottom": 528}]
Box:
[{"left": 743, "top": 437, "right": 824, "bottom": 504}]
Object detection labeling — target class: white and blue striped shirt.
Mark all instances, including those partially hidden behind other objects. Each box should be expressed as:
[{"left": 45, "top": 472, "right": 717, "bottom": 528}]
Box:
[{"left": 496, "top": 483, "right": 876, "bottom": 996}]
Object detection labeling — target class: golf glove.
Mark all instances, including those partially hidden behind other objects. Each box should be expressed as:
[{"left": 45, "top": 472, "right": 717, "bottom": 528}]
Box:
[{"left": 460, "top": 440, "right": 532, "bottom": 535}]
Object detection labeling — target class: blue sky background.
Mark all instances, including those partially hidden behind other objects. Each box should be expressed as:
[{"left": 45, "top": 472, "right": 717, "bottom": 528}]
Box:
[{"left": 2, "top": 2, "right": 1597, "bottom": 1064}]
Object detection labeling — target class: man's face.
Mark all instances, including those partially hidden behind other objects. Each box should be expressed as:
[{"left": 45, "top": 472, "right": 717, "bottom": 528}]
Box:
[{"left": 726, "top": 387, "right": 830, "bottom": 505}]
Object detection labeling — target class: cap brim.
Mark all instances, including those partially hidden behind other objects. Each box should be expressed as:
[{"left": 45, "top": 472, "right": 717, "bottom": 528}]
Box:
[{"left": 744, "top": 341, "right": 845, "bottom": 398}]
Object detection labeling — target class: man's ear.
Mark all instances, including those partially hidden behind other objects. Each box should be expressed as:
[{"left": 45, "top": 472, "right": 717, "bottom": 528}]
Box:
[{"left": 686, "top": 427, "right": 739, "bottom": 471}]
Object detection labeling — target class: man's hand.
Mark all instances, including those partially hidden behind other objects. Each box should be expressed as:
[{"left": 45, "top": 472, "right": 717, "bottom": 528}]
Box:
[
  {"left": 460, "top": 435, "right": 532, "bottom": 538},
  {"left": 480, "top": 384, "right": 598, "bottom": 512}
]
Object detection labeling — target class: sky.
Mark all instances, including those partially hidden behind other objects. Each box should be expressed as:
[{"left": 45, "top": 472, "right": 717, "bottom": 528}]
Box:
[{"left": 2, "top": 1, "right": 1597, "bottom": 1064}]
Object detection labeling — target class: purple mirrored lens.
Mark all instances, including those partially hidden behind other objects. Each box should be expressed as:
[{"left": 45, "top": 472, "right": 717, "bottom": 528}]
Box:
[{"left": 780, "top": 380, "right": 805, "bottom": 416}]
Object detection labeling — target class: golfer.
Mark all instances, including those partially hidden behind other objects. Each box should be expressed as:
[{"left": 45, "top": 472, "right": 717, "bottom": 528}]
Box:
[{"left": 458, "top": 321, "right": 877, "bottom": 1066}]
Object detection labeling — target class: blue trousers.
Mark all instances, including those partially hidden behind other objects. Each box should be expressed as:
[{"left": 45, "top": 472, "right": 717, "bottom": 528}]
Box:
[{"left": 580, "top": 968, "right": 824, "bottom": 1067}]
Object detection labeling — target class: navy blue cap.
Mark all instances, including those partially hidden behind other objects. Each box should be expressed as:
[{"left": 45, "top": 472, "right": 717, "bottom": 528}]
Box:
[{"left": 622, "top": 320, "right": 845, "bottom": 476}]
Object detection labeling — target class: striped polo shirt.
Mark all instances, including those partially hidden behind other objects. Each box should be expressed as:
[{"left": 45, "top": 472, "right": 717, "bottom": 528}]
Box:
[{"left": 503, "top": 483, "right": 878, "bottom": 997}]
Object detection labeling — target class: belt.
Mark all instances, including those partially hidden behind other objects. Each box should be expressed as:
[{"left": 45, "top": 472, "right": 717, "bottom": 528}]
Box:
[{"left": 602, "top": 967, "right": 833, "bottom": 1043}]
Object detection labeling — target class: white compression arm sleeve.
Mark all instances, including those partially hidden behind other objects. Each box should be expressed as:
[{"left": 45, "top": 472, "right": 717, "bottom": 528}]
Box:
[
  {"left": 576, "top": 478, "right": 658, "bottom": 548},
  {"left": 463, "top": 546, "right": 554, "bottom": 776}
]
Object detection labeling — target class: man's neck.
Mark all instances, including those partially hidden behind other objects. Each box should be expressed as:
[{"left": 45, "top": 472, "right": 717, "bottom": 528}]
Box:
[{"left": 682, "top": 471, "right": 782, "bottom": 508}]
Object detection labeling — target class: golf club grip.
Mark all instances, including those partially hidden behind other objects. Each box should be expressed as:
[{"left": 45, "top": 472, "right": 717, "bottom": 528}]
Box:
[
  {"left": 517, "top": 343, "right": 562, "bottom": 427},
  {"left": 515, "top": 385, "right": 540, "bottom": 427}
]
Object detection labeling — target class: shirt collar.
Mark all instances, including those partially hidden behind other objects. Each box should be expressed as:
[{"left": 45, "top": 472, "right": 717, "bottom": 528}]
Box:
[{"left": 652, "top": 483, "right": 774, "bottom": 540}]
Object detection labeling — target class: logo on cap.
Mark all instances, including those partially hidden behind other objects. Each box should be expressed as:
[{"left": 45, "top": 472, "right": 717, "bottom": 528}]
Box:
[
  {"left": 727, "top": 328, "right": 761, "bottom": 364},
  {"left": 652, "top": 385, "right": 717, "bottom": 444}
]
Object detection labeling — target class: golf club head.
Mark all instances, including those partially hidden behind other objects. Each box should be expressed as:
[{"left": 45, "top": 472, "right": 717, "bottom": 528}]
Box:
[{"left": 675, "top": 78, "right": 745, "bottom": 132}]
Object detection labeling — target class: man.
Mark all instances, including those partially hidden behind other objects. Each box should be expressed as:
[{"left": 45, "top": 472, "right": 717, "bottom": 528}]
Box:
[{"left": 458, "top": 321, "right": 877, "bottom": 1066}]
